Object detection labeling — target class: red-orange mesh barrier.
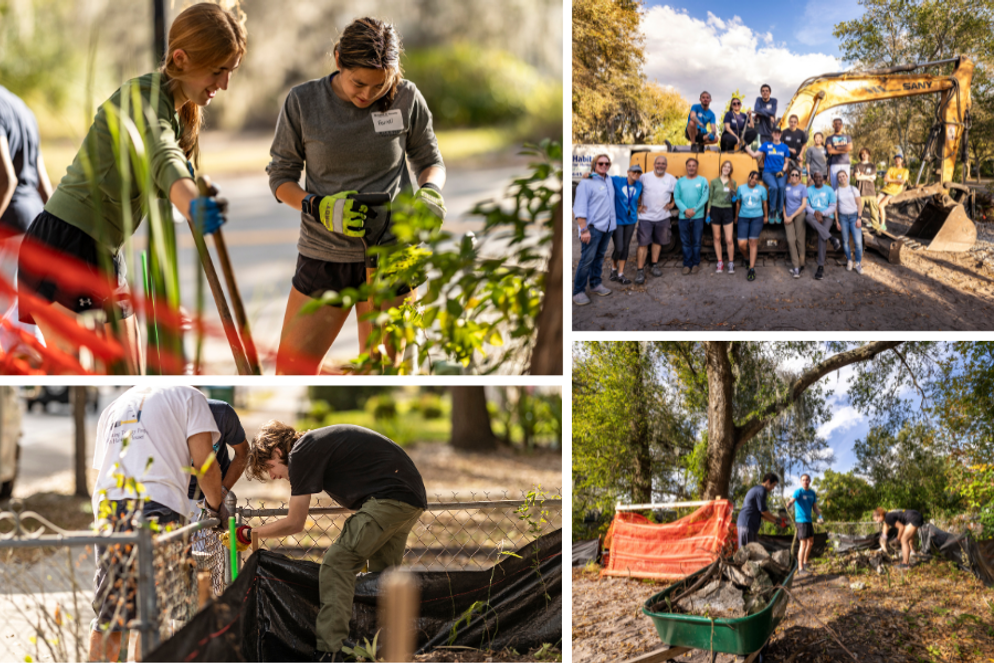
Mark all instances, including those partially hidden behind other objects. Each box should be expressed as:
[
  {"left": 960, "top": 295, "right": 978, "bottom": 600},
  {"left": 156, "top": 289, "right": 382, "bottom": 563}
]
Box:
[{"left": 600, "top": 500, "right": 735, "bottom": 580}]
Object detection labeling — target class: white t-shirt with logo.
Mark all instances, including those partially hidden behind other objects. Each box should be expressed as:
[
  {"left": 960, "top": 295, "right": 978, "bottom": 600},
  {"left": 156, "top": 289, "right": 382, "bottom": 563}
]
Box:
[
  {"left": 639, "top": 172, "right": 677, "bottom": 222},
  {"left": 91, "top": 386, "right": 220, "bottom": 519}
]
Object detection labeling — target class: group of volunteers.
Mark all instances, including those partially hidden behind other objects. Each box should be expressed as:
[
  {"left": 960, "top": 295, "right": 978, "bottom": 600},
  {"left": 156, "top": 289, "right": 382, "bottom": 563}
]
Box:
[
  {"left": 573, "top": 84, "right": 912, "bottom": 305},
  {"left": 1, "top": 3, "right": 447, "bottom": 375},
  {"left": 88, "top": 385, "right": 425, "bottom": 662},
  {"left": 736, "top": 472, "right": 925, "bottom": 575}
]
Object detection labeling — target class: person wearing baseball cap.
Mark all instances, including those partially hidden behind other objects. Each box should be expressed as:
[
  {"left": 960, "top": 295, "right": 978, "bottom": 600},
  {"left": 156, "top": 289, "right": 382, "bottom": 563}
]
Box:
[
  {"left": 746, "top": 127, "right": 790, "bottom": 224},
  {"left": 737, "top": 472, "right": 788, "bottom": 548},
  {"left": 607, "top": 163, "right": 643, "bottom": 285}
]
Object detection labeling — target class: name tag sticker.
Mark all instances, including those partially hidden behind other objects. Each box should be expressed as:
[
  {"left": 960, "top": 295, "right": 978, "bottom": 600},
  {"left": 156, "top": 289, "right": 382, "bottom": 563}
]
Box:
[{"left": 372, "top": 109, "right": 404, "bottom": 133}]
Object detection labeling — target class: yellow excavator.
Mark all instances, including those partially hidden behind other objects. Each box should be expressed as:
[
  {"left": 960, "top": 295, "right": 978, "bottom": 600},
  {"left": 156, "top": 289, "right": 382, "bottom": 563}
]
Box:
[{"left": 627, "top": 56, "right": 977, "bottom": 259}]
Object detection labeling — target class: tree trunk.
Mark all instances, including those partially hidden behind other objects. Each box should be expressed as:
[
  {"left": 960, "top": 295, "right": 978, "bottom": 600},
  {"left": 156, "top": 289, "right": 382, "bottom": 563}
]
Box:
[
  {"left": 702, "top": 342, "right": 735, "bottom": 500},
  {"left": 530, "top": 201, "right": 563, "bottom": 375},
  {"left": 702, "top": 341, "right": 904, "bottom": 500},
  {"left": 449, "top": 387, "right": 498, "bottom": 451},
  {"left": 630, "top": 342, "right": 652, "bottom": 503},
  {"left": 72, "top": 387, "right": 89, "bottom": 498}
]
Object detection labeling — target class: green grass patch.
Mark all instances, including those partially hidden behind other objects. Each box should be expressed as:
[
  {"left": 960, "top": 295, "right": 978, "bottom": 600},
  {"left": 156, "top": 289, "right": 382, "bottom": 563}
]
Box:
[{"left": 299, "top": 404, "right": 452, "bottom": 446}]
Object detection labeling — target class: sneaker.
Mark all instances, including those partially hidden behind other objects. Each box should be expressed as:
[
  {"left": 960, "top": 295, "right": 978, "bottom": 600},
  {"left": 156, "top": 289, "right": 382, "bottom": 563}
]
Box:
[
  {"left": 747, "top": 268, "right": 756, "bottom": 281},
  {"left": 591, "top": 284, "right": 612, "bottom": 297},
  {"left": 572, "top": 292, "right": 591, "bottom": 306},
  {"left": 634, "top": 269, "right": 646, "bottom": 284},
  {"left": 691, "top": 265, "right": 700, "bottom": 274},
  {"left": 716, "top": 260, "right": 724, "bottom": 273},
  {"left": 798, "top": 265, "right": 805, "bottom": 274},
  {"left": 682, "top": 266, "right": 691, "bottom": 275},
  {"left": 609, "top": 269, "right": 620, "bottom": 282},
  {"left": 846, "top": 260, "right": 853, "bottom": 272},
  {"left": 792, "top": 267, "right": 800, "bottom": 279},
  {"left": 618, "top": 275, "right": 633, "bottom": 285},
  {"left": 855, "top": 262, "right": 863, "bottom": 275},
  {"left": 815, "top": 265, "right": 824, "bottom": 280},
  {"left": 650, "top": 263, "right": 663, "bottom": 277},
  {"left": 830, "top": 237, "right": 842, "bottom": 251},
  {"left": 727, "top": 261, "right": 735, "bottom": 275}
]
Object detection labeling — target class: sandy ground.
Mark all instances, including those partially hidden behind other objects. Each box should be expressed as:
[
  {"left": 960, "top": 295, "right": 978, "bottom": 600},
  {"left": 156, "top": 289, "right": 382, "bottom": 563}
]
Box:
[{"left": 572, "top": 217, "right": 994, "bottom": 331}]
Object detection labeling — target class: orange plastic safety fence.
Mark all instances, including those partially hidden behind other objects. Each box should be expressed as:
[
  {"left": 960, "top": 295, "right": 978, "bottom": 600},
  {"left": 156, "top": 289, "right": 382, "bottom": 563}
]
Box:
[{"left": 600, "top": 500, "right": 735, "bottom": 580}]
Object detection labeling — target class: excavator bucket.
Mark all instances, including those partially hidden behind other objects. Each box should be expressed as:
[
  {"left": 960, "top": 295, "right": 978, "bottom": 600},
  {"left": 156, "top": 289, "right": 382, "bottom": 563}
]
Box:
[{"left": 904, "top": 198, "right": 976, "bottom": 252}]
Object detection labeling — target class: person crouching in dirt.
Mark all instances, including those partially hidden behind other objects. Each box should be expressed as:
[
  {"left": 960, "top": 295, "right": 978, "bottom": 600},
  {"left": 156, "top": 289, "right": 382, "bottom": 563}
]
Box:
[
  {"left": 89, "top": 385, "right": 226, "bottom": 662},
  {"left": 873, "top": 507, "right": 924, "bottom": 569},
  {"left": 785, "top": 474, "right": 823, "bottom": 574},
  {"left": 242, "top": 422, "right": 427, "bottom": 662},
  {"left": 737, "top": 472, "right": 788, "bottom": 548}
]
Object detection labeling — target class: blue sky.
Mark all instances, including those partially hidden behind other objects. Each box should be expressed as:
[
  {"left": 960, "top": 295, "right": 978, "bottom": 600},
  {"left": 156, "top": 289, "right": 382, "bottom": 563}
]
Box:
[{"left": 640, "top": 0, "right": 867, "bottom": 130}]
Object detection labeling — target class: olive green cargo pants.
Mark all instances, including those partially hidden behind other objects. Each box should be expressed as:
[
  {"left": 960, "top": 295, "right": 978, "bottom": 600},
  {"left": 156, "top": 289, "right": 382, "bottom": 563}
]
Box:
[{"left": 315, "top": 497, "right": 424, "bottom": 653}]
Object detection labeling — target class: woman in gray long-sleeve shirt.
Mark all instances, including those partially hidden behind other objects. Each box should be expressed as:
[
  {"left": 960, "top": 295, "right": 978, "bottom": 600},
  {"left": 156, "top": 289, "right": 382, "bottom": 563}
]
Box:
[{"left": 267, "top": 17, "right": 446, "bottom": 375}]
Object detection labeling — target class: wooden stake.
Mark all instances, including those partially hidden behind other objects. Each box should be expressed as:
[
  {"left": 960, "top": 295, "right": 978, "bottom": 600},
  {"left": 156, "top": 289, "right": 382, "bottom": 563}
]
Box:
[
  {"left": 379, "top": 569, "right": 418, "bottom": 662},
  {"left": 197, "top": 571, "right": 212, "bottom": 608},
  {"left": 251, "top": 529, "right": 260, "bottom": 552}
]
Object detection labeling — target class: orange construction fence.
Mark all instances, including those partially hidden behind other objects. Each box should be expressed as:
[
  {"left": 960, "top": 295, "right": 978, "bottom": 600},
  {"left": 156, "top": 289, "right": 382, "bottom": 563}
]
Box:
[{"left": 601, "top": 499, "right": 736, "bottom": 580}]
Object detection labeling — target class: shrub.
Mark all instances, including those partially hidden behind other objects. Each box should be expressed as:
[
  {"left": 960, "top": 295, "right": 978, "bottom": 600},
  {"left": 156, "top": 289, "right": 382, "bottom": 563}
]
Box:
[
  {"left": 419, "top": 393, "right": 445, "bottom": 420},
  {"left": 366, "top": 395, "right": 398, "bottom": 421}
]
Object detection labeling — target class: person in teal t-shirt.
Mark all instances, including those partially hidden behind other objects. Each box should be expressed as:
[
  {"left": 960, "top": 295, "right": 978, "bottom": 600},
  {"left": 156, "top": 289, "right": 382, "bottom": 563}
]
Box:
[
  {"left": 786, "top": 473, "right": 823, "bottom": 574},
  {"left": 734, "top": 171, "right": 767, "bottom": 281},
  {"left": 673, "top": 158, "right": 710, "bottom": 273}
]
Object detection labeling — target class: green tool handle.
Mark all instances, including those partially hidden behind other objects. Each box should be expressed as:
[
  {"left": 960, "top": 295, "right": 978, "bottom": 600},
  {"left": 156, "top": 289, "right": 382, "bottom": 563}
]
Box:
[{"left": 229, "top": 516, "right": 238, "bottom": 581}]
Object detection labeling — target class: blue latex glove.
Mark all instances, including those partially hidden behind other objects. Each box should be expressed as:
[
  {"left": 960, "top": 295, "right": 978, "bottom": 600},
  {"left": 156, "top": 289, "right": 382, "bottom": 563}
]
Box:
[
  {"left": 705, "top": 215, "right": 711, "bottom": 224},
  {"left": 706, "top": 133, "right": 715, "bottom": 142},
  {"left": 189, "top": 197, "right": 226, "bottom": 235}
]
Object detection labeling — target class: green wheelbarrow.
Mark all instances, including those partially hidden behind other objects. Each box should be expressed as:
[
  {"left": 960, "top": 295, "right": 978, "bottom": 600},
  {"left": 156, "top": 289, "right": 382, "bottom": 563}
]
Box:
[{"left": 629, "top": 557, "right": 797, "bottom": 663}]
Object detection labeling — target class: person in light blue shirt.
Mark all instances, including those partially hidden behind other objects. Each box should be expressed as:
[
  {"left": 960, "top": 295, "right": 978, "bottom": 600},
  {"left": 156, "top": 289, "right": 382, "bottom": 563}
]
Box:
[
  {"left": 572, "top": 154, "right": 617, "bottom": 306},
  {"left": 734, "top": 171, "right": 767, "bottom": 282},
  {"left": 746, "top": 127, "right": 790, "bottom": 224},
  {"left": 786, "top": 474, "right": 823, "bottom": 574},
  {"left": 673, "top": 158, "right": 710, "bottom": 273},
  {"left": 805, "top": 172, "right": 842, "bottom": 280},
  {"left": 685, "top": 91, "right": 718, "bottom": 148}
]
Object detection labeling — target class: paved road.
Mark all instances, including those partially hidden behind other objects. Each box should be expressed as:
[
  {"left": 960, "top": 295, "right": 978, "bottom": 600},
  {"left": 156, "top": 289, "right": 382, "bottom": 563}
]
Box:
[{"left": 167, "top": 165, "right": 527, "bottom": 373}]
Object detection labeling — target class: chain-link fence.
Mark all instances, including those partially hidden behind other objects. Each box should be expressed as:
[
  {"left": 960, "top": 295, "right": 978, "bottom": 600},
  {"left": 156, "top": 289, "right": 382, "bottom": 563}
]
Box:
[
  {"left": 236, "top": 488, "right": 563, "bottom": 571},
  {"left": 1, "top": 489, "right": 561, "bottom": 661}
]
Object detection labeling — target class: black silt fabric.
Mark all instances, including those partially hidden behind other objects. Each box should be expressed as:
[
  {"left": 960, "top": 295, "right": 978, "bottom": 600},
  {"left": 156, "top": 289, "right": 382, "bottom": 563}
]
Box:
[
  {"left": 831, "top": 529, "right": 898, "bottom": 552},
  {"left": 572, "top": 539, "right": 600, "bottom": 566},
  {"left": 918, "top": 523, "right": 994, "bottom": 588},
  {"left": 757, "top": 533, "right": 830, "bottom": 558},
  {"left": 146, "top": 529, "right": 562, "bottom": 662}
]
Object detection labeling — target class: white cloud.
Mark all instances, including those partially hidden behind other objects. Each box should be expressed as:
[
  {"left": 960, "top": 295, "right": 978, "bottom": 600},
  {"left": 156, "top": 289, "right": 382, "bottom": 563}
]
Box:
[
  {"left": 641, "top": 6, "right": 840, "bottom": 121},
  {"left": 816, "top": 405, "right": 864, "bottom": 439}
]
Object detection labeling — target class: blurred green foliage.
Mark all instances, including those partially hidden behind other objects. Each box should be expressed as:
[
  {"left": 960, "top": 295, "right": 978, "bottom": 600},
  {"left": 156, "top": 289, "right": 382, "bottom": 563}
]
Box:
[
  {"left": 403, "top": 44, "right": 562, "bottom": 131},
  {"left": 365, "top": 394, "right": 399, "bottom": 421},
  {"left": 298, "top": 395, "right": 451, "bottom": 446}
]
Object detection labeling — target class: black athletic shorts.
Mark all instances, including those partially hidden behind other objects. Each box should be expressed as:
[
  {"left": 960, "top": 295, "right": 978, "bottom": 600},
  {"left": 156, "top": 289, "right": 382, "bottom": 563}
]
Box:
[
  {"left": 710, "top": 206, "right": 734, "bottom": 226},
  {"left": 292, "top": 254, "right": 417, "bottom": 307},
  {"left": 17, "top": 210, "right": 133, "bottom": 323},
  {"left": 796, "top": 522, "right": 815, "bottom": 540}
]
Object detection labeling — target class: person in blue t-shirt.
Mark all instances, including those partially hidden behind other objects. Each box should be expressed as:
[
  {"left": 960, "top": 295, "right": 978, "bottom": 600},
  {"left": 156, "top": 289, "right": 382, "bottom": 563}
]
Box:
[
  {"left": 608, "top": 163, "right": 644, "bottom": 285},
  {"left": 746, "top": 127, "right": 790, "bottom": 224},
  {"left": 786, "top": 474, "right": 823, "bottom": 574},
  {"left": 685, "top": 91, "right": 718, "bottom": 149},
  {"left": 736, "top": 472, "right": 788, "bottom": 548},
  {"left": 734, "top": 171, "right": 768, "bottom": 282}
]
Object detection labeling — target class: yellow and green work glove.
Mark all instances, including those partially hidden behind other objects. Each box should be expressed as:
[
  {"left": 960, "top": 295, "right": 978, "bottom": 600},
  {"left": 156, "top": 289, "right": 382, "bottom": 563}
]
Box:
[
  {"left": 305, "top": 191, "right": 367, "bottom": 237},
  {"left": 414, "top": 183, "right": 446, "bottom": 223},
  {"left": 221, "top": 525, "right": 253, "bottom": 553}
]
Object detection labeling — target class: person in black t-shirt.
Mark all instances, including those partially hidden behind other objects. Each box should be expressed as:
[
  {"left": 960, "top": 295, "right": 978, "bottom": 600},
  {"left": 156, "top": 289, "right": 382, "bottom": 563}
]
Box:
[
  {"left": 780, "top": 114, "right": 808, "bottom": 173},
  {"left": 720, "top": 97, "right": 757, "bottom": 152},
  {"left": 244, "top": 422, "right": 427, "bottom": 662},
  {"left": 873, "top": 507, "right": 924, "bottom": 568},
  {"left": 186, "top": 398, "right": 249, "bottom": 504}
]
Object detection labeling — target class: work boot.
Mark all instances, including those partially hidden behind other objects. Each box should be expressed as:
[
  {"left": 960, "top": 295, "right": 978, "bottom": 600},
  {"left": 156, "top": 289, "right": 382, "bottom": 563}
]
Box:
[
  {"left": 590, "top": 284, "right": 612, "bottom": 297},
  {"left": 650, "top": 263, "right": 663, "bottom": 277},
  {"left": 634, "top": 269, "right": 646, "bottom": 284},
  {"left": 682, "top": 266, "right": 691, "bottom": 275},
  {"left": 691, "top": 264, "right": 700, "bottom": 274},
  {"left": 609, "top": 269, "right": 620, "bottom": 282}
]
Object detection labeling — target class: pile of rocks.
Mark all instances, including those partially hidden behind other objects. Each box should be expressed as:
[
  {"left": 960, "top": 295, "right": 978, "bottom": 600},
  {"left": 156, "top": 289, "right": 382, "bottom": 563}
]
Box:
[{"left": 650, "top": 543, "right": 793, "bottom": 619}]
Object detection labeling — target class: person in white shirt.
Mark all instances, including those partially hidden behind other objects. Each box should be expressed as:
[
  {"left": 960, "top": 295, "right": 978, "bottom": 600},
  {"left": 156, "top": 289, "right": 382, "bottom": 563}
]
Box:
[
  {"left": 634, "top": 155, "right": 677, "bottom": 284},
  {"left": 89, "top": 385, "right": 225, "bottom": 662},
  {"left": 834, "top": 170, "right": 863, "bottom": 274}
]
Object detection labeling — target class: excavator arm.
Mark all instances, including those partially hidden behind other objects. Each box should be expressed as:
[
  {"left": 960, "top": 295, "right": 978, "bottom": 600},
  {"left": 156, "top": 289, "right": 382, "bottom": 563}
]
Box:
[{"left": 780, "top": 57, "right": 973, "bottom": 183}]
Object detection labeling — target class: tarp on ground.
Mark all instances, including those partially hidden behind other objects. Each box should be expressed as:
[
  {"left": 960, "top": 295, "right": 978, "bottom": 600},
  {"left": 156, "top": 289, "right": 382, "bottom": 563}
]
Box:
[
  {"left": 758, "top": 533, "right": 830, "bottom": 558},
  {"left": 831, "top": 529, "right": 898, "bottom": 553},
  {"left": 572, "top": 539, "right": 600, "bottom": 566},
  {"left": 146, "top": 529, "right": 562, "bottom": 662},
  {"left": 918, "top": 524, "right": 994, "bottom": 588},
  {"left": 600, "top": 500, "right": 735, "bottom": 580}
]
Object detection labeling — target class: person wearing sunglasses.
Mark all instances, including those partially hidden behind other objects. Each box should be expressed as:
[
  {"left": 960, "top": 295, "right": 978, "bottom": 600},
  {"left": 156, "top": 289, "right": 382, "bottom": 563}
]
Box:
[
  {"left": 608, "top": 163, "right": 643, "bottom": 285},
  {"left": 720, "top": 98, "right": 756, "bottom": 152},
  {"left": 572, "top": 155, "right": 616, "bottom": 306},
  {"left": 783, "top": 169, "right": 808, "bottom": 278}
]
